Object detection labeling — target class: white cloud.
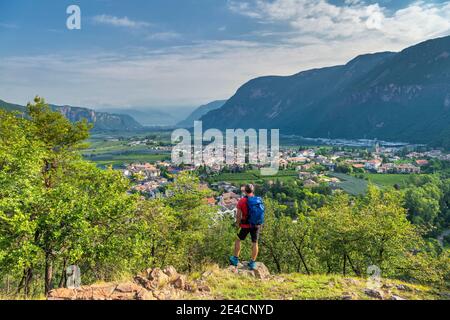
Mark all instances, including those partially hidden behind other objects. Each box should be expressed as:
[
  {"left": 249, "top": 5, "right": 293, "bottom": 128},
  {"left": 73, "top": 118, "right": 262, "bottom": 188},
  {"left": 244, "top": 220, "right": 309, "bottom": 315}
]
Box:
[
  {"left": 0, "top": 36, "right": 413, "bottom": 108},
  {"left": 1, "top": 1, "right": 450, "bottom": 108},
  {"left": 228, "top": 0, "right": 450, "bottom": 42},
  {"left": 92, "top": 15, "right": 151, "bottom": 28}
]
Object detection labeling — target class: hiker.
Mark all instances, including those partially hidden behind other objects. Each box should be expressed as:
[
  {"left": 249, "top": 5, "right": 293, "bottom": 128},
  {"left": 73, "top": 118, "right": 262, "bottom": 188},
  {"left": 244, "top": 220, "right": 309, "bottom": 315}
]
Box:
[{"left": 229, "top": 184, "right": 265, "bottom": 270}]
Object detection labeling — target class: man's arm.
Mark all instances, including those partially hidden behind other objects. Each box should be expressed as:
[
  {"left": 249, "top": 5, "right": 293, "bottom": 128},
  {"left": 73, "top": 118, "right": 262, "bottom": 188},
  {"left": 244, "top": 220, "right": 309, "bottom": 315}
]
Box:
[{"left": 235, "top": 207, "right": 242, "bottom": 228}]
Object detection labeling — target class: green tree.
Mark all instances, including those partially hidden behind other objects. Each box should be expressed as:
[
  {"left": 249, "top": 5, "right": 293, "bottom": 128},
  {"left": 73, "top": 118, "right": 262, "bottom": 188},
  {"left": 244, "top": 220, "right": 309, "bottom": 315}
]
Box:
[
  {"left": 0, "top": 98, "right": 136, "bottom": 296},
  {"left": 405, "top": 183, "right": 442, "bottom": 226}
]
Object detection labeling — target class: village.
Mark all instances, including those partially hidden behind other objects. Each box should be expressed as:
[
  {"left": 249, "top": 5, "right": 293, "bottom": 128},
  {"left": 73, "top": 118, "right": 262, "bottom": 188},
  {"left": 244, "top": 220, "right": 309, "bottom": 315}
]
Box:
[{"left": 118, "top": 140, "right": 450, "bottom": 215}]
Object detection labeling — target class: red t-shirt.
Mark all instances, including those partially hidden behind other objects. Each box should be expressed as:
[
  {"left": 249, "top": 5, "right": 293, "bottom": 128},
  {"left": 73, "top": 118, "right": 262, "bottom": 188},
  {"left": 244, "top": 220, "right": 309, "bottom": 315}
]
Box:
[{"left": 237, "top": 197, "right": 250, "bottom": 229}]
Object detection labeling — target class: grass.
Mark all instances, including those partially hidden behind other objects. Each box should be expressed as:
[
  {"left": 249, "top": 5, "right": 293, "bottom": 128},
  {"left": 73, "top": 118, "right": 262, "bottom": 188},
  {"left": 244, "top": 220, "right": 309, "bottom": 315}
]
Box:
[
  {"left": 361, "top": 173, "right": 412, "bottom": 188},
  {"left": 191, "top": 265, "right": 445, "bottom": 300},
  {"left": 328, "top": 173, "right": 368, "bottom": 195}
]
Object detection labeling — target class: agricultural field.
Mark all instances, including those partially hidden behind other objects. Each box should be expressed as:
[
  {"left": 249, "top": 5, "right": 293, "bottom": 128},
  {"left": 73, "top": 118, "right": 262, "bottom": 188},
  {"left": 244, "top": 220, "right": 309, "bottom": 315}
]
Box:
[
  {"left": 328, "top": 173, "right": 368, "bottom": 195},
  {"left": 330, "top": 173, "right": 429, "bottom": 194},
  {"left": 91, "top": 154, "right": 171, "bottom": 168},
  {"left": 208, "top": 169, "right": 299, "bottom": 184},
  {"left": 82, "top": 131, "right": 172, "bottom": 168},
  {"left": 361, "top": 173, "right": 413, "bottom": 188}
]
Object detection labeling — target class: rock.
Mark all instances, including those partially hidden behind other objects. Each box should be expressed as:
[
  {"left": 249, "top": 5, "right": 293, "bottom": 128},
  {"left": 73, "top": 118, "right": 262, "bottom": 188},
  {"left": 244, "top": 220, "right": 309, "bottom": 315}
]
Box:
[
  {"left": 197, "top": 284, "right": 211, "bottom": 292},
  {"left": 364, "top": 289, "right": 384, "bottom": 300},
  {"left": 103, "top": 282, "right": 146, "bottom": 300},
  {"left": 136, "top": 289, "right": 156, "bottom": 300},
  {"left": 173, "top": 275, "right": 186, "bottom": 289},
  {"left": 148, "top": 268, "right": 170, "bottom": 288},
  {"left": 75, "top": 287, "right": 95, "bottom": 300},
  {"left": 144, "top": 268, "right": 153, "bottom": 279},
  {"left": 228, "top": 262, "right": 271, "bottom": 280},
  {"left": 110, "top": 290, "right": 138, "bottom": 300},
  {"left": 48, "top": 265, "right": 210, "bottom": 301},
  {"left": 134, "top": 275, "right": 154, "bottom": 290},
  {"left": 115, "top": 282, "right": 142, "bottom": 293},
  {"left": 391, "top": 295, "right": 407, "bottom": 300},
  {"left": 382, "top": 283, "right": 394, "bottom": 289},
  {"left": 184, "top": 283, "right": 195, "bottom": 292},
  {"left": 253, "top": 263, "right": 271, "bottom": 280},
  {"left": 344, "top": 278, "right": 361, "bottom": 286},
  {"left": 48, "top": 288, "right": 76, "bottom": 300},
  {"left": 396, "top": 284, "right": 413, "bottom": 292},
  {"left": 153, "top": 287, "right": 182, "bottom": 300},
  {"left": 163, "top": 266, "right": 179, "bottom": 282},
  {"left": 341, "top": 291, "right": 357, "bottom": 300},
  {"left": 91, "top": 284, "right": 117, "bottom": 300}
]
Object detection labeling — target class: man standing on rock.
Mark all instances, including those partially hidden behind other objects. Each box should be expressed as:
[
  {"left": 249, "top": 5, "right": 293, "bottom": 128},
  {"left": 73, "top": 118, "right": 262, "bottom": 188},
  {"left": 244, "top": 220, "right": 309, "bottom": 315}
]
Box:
[{"left": 229, "top": 184, "right": 265, "bottom": 270}]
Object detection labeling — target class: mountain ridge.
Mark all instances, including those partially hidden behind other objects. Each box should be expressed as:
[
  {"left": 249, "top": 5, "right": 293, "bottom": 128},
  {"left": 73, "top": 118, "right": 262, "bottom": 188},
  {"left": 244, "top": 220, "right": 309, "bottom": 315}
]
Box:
[
  {"left": 0, "top": 99, "right": 143, "bottom": 132},
  {"left": 177, "top": 100, "right": 227, "bottom": 128},
  {"left": 201, "top": 35, "right": 450, "bottom": 148}
]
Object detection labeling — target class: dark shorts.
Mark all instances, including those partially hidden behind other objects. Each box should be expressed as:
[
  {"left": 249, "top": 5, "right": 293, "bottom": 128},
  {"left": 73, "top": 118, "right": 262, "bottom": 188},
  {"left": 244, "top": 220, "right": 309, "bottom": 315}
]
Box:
[{"left": 238, "top": 226, "right": 261, "bottom": 243}]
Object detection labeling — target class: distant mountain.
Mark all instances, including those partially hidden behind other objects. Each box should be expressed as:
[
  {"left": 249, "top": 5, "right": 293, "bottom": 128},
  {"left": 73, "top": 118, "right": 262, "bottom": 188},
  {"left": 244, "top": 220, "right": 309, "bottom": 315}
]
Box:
[
  {"left": 0, "top": 99, "right": 26, "bottom": 113},
  {"left": 102, "top": 107, "right": 177, "bottom": 127},
  {"left": 0, "top": 99, "right": 143, "bottom": 132},
  {"left": 103, "top": 106, "right": 197, "bottom": 127},
  {"left": 54, "top": 105, "right": 143, "bottom": 131},
  {"left": 201, "top": 36, "right": 450, "bottom": 148},
  {"left": 177, "top": 100, "right": 227, "bottom": 128}
]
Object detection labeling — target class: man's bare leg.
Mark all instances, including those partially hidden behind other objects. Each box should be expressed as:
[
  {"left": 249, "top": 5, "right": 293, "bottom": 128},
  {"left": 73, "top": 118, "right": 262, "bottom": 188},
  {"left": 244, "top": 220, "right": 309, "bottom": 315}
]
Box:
[
  {"left": 234, "top": 239, "right": 241, "bottom": 258},
  {"left": 251, "top": 242, "right": 259, "bottom": 261}
]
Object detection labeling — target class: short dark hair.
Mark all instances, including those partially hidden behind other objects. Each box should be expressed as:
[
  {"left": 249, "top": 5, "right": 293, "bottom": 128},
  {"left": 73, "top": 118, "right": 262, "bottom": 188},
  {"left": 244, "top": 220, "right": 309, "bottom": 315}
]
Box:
[{"left": 244, "top": 184, "right": 254, "bottom": 194}]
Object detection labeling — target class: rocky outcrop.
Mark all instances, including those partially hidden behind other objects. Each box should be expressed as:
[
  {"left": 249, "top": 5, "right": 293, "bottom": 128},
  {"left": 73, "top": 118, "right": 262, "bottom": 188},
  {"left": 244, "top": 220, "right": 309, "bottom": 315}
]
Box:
[
  {"left": 364, "top": 288, "right": 385, "bottom": 300},
  {"left": 227, "top": 261, "right": 271, "bottom": 280},
  {"left": 48, "top": 266, "right": 211, "bottom": 300}
]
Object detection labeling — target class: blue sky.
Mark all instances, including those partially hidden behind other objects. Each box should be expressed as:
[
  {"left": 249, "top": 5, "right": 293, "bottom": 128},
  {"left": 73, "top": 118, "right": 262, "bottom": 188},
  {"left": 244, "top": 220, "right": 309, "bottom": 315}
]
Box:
[{"left": 1, "top": 0, "right": 450, "bottom": 109}]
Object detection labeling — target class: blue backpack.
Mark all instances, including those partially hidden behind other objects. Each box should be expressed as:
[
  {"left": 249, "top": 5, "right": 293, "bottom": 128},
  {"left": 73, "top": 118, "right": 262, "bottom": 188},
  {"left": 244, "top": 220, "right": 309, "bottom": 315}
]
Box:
[{"left": 246, "top": 196, "right": 265, "bottom": 226}]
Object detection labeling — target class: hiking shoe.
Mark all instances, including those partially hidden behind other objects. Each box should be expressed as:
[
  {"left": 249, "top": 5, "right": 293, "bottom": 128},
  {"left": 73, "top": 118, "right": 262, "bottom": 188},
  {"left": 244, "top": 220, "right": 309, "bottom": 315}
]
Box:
[
  {"left": 248, "top": 260, "right": 256, "bottom": 270},
  {"left": 229, "top": 256, "right": 239, "bottom": 267}
]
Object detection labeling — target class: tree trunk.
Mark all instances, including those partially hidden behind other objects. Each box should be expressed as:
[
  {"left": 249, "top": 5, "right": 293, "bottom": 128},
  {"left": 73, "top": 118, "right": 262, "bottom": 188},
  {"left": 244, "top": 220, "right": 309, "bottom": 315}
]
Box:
[
  {"left": 18, "top": 268, "right": 33, "bottom": 297},
  {"left": 262, "top": 239, "right": 281, "bottom": 273},
  {"left": 25, "top": 268, "right": 33, "bottom": 297},
  {"left": 291, "top": 240, "right": 310, "bottom": 275},
  {"left": 58, "top": 259, "right": 67, "bottom": 288},
  {"left": 45, "top": 253, "right": 53, "bottom": 295},
  {"left": 346, "top": 254, "right": 361, "bottom": 276},
  {"left": 379, "top": 247, "right": 384, "bottom": 267},
  {"left": 343, "top": 254, "right": 347, "bottom": 276},
  {"left": 6, "top": 276, "right": 10, "bottom": 295}
]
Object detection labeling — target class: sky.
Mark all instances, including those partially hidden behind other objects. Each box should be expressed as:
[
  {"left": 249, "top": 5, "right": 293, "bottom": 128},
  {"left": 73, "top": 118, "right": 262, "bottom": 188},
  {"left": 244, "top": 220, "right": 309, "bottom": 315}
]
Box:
[{"left": 1, "top": 0, "right": 450, "bottom": 109}]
